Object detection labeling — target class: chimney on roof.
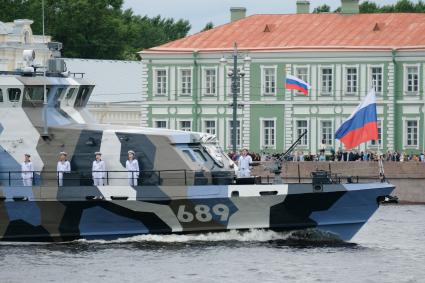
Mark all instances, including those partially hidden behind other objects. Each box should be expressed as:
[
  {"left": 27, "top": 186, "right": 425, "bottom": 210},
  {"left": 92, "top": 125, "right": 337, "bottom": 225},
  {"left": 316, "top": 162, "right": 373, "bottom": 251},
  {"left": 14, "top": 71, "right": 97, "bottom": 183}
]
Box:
[
  {"left": 341, "top": 0, "right": 359, "bottom": 14},
  {"left": 230, "top": 7, "right": 246, "bottom": 22},
  {"left": 296, "top": 1, "right": 310, "bottom": 14}
]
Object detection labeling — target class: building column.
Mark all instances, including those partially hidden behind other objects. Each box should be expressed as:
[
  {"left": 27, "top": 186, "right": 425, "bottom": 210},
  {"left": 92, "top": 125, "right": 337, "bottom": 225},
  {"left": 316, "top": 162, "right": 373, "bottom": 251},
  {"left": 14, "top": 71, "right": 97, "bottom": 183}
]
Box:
[
  {"left": 284, "top": 64, "right": 293, "bottom": 150},
  {"left": 242, "top": 57, "right": 251, "bottom": 149},
  {"left": 387, "top": 62, "right": 395, "bottom": 150},
  {"left": 140, "top": 60, "right": 149, "bottom": 127}
]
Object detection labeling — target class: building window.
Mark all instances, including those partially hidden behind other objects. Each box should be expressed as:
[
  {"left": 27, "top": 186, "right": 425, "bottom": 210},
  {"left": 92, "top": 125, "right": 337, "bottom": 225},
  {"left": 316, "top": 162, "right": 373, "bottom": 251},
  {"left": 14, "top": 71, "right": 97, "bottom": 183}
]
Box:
[
  {"left": 154, "top": 69, "right": 167, "bottom": 96},
  {"left": 262, "top": 67, "right": 276, "bottom": 96},
  {"left": 345, "top": 67, "right": 358, "bottom": 95},
  {"left": 227, "top": 68, "right": 242, "bottom": 96},
  {"left": 406, "top": 120, "right": 418, "bottom": 147},
  {"left": 296, "top": 120, "right": 308, "bottom": 146},
  {"left": 154, "top": 120, "right": 167, "bottom": 129},
  {"left": 294, "top": 67, "right": 308, "bottom": 95},
  {"left": 179, "top": 121, "right": 192, "bottom": 131},
  {"left": 320, "top": 121, "right": 333, "bottom": 146},
  {"left": 262, "top": 119, "right": 276, "bottom": 148},
  {"left": 180, "top": 69, "right": 192, "bottom": 96},
  {"left": 371, "top": 67, "right": 383, "bottom": 94},
  {"left": 320, "top": 67, "right": 333, "bottom": 95},
  {"left": 228, "top": 120, "right": 241, "bottom": 148},
  {"left": 405, "top": 66, "right": 419, "bottom": 94},
  {"left": 370, "top": 120, "right": 382, "bottom": 146},
  {"left": 8, "top": 88, "right": 21, "bottom": 102},
  {"left": 204, "top": 68, "right": 217, "bottom": 96},
  {"left": 204, "top": 120, "right": 216, "bottom": 135}
]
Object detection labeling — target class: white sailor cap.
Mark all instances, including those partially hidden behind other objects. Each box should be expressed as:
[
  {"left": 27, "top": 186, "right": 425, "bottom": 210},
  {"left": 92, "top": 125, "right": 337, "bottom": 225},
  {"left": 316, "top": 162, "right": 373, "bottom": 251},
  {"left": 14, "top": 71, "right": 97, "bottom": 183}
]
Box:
[
  {"left": 24, "top": 153, "right": 31, "bottom": 157},
  {"left": 95, "top": 152, "right": 102, "bottom": 155},
  {"left": 59, "top": 151, "right": 68, "bottom": 156},
  {"left": 128, "top": 150, "right": 135, "bottom": 155}
]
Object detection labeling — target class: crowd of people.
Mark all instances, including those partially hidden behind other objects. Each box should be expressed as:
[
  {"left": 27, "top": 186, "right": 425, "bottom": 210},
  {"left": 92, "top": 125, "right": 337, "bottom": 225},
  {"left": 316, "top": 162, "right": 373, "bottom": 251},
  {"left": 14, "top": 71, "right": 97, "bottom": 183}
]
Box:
[{"left": 228, "top": 149, "right": 425, "bottom": 163}]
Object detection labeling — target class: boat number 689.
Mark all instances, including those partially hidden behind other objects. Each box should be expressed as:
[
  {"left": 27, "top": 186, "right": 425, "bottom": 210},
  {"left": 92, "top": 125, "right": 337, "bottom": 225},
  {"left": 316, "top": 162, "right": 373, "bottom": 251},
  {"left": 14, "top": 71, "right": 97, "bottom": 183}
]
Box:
[{"left": 177, "top": 204, "right": 230, "bottom": 223}]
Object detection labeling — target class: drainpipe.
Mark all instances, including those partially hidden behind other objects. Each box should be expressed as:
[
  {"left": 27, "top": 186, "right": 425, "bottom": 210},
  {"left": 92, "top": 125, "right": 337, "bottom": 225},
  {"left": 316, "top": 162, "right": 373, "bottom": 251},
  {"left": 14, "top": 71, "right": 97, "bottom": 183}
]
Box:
[{"left": 193, "top": 51, "right": 199, "bottom": 131}]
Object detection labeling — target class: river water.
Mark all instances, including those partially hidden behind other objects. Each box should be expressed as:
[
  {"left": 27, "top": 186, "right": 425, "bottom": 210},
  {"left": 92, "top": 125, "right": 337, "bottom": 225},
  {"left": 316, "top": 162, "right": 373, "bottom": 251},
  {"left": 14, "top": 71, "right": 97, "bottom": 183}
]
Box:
[{"left": 0, "top": 205, "right": 424, "bottom": 283}]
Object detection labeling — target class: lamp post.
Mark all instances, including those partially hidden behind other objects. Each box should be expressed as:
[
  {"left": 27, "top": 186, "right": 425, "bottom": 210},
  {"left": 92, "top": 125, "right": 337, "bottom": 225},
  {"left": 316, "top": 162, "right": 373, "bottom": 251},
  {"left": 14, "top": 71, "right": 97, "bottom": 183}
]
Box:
[{"left": 226, "top": 42, "right": 245, "bottom": 153}]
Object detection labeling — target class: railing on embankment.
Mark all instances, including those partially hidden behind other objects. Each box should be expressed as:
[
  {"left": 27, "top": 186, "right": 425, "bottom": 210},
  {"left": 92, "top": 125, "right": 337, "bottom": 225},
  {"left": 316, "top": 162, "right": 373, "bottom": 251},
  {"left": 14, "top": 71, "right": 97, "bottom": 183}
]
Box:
[{"left": 252, "top": 161, "right": 425, "bottom": 204}]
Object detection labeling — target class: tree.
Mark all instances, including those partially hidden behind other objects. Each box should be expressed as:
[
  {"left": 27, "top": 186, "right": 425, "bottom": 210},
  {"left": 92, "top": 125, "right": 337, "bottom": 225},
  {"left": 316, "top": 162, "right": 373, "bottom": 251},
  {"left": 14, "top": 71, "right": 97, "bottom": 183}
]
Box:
[
  {"left": 0, "top": 0, "right": 191, "bottom": 60},
  {"left": 201, "top": 22, "right": 214, "bottom": 32},
  {"left": 313, "top": 4, "right": 331, "bottom": 13},
  {"left": 359, "top": 1, "right": 380, "bottom": 13}
]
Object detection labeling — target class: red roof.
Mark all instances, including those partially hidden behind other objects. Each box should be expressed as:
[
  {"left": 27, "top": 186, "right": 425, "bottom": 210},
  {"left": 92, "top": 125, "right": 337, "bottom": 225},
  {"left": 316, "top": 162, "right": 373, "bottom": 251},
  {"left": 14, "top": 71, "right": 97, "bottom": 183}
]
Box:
[{"left": 142, "top": 13, "right": 425, "bottom": 54}]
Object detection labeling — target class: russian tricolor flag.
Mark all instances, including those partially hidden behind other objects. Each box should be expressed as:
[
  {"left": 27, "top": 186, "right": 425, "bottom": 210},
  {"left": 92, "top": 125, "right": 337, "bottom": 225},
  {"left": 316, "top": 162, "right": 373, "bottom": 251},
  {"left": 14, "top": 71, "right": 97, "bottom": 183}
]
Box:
[
  {"left": 335, "top": 89, "right": 378, "bottom": 149},
  {"left": 285, "top": 75, "right": 311, "bottom": 96}
]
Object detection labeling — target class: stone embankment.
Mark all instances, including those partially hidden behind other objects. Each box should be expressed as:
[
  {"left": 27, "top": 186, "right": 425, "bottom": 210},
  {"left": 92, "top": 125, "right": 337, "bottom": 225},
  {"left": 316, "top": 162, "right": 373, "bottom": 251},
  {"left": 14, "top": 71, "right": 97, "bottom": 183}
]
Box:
[{"left": 252, "top": 161, "right": 425, "bottom": 204}]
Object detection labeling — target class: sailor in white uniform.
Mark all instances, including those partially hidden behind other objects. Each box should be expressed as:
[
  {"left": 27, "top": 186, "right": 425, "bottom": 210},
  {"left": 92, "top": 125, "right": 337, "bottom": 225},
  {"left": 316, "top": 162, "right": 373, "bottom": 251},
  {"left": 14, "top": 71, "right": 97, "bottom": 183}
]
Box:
[
  {"left": 21, "top": 153, "right": 34, "bottom": 186},
  {"left": 238, "top": 149, "right": 253, "bottom": 177},
  {"left": 57, "top": 152, "right": 71, "bottom": 186},
  {"left": 92, "top": 152, "right": 106, "bottom": 186},
  {"left": 126, "top": 150, "right": 140, "bottom": 186}
]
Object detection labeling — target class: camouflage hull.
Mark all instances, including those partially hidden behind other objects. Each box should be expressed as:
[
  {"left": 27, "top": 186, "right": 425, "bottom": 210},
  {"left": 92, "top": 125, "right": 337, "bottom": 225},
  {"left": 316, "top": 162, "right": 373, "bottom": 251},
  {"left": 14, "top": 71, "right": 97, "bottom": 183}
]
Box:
[{"left": 0, "top": 182, "right": 394, "bottom": 242}]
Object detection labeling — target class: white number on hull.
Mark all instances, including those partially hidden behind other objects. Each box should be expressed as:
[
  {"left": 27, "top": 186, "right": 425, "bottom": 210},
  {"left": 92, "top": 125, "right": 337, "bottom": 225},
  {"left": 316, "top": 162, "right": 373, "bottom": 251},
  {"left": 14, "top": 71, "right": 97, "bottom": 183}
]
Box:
[{"left": 177, "top": 204, "right": 230, "bottom": 223}]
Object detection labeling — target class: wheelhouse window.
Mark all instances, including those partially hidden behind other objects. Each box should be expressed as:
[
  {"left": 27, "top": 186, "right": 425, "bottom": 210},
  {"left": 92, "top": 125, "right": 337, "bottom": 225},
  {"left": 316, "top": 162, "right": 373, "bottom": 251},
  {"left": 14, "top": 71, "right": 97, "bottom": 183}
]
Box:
[
  {"left": 345, "top": 67, "right": 357, "bottom": 95},
  {"left": 179, "top": 121, "right": 192, "bottom": 131},
  {"left": 320, "top": 68, "right": 333, "bottom": 95},
  {"left": 154, "top": 69, "right": 168, "bottom": 96},
  {"left": 320, "top": 120, "right": 333, "bottom": 146},
  {"left": 204, "top": 120, "right": 216, "bottom": 135},
  {"left": 204, "top": 68, "right": 217, "bottom": 96},
  {"left": 262, "top": 67, "right": 276, "bottom": 96},
  {"left": 0, "top": 89, "right": 3, "bottom": 102},
  {"left": 180, "top": 69, "right": 192, "bottom": 96},
  {"left": 228, "top": 120, "right": 241, "bottom": 148},
  {"left": 406, "top": 120, "right": 418, "bottom": 147},
  {"left": 154, "top": 120, "right": 167, "bottom": 129},
  {"left": 296, "top": 120, "right": 308, "bottom": 146},
  {"left": 8, "top": 88, "right": 21, "bottom": 102},
  {"left": 371, "top": 67, "right": 383, "bottom": 94},
  {"left": 74, "top": 87, "right": 91, "bottom": 107},
  {"left": 405, "top": 66, "right": 419, "bottom": 94},
  {"left": 22, "top": 86, "right": 45, "bottom": 106}
]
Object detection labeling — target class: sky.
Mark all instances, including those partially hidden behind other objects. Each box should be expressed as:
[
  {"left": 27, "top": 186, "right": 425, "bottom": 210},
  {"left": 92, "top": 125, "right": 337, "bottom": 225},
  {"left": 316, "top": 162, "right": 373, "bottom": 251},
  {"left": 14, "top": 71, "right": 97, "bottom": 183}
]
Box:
[{"left": 124, "top": 0, "right": 405, "bottom": 33}]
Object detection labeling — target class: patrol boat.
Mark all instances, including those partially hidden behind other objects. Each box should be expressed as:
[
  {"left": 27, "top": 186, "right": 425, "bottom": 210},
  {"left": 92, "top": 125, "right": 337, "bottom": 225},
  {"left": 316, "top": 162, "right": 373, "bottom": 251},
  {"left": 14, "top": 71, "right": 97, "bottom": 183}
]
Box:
[{"left": 0, "top": 55, "right": 394, "bottom": 242}]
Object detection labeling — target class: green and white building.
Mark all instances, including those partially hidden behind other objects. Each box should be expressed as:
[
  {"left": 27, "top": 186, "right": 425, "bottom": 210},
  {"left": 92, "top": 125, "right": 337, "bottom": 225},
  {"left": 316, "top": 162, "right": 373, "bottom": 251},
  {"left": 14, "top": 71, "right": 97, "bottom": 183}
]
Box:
[{"left": 139, "top": 0, "right": 425, "bottom": 154}]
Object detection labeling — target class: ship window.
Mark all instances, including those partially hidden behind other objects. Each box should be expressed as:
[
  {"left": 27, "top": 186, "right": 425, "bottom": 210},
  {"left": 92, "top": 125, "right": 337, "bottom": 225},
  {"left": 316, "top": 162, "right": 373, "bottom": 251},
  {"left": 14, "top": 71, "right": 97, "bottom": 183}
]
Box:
[
  {"left": 182, "top": 150, "right": 196, "bottom": 162},
  {"left": 66, "top": 88, "right": 76, "bottom": 100},
  {"left": 23, "top": 87, "right": 44, "bottom": 101},
  {"left": 74, "top": 87, "right": 91, "bottom": 107},
  {"left": 0, "top": 89, "right": 3, "bottom": 102},
  {"left": 8, "top": 88, "right": 21, "bottom": 102},
  {"left": 193, "top": 150, "right": 207, "bottom": 162}
]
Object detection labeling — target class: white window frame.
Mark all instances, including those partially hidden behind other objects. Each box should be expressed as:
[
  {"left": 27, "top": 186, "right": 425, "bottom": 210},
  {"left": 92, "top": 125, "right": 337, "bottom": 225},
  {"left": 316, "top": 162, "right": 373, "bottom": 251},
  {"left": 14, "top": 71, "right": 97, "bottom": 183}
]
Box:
[
  {"left": 260, "top": 118, "right": 277, "bottom": 149},
  {"left": 293, "top": 65, "right": 310, "bottom": 96},
  {"left": 319, "top": 119, "right": 333, "bottom": 147},
  {"left": 152, "top": 67, "right": 169, "bottom": 96},
  {"left": 404, "top": 64, "right": 420, "bottom": 95},
  {"left": 368, "top": 65, "right": 384, "bottom": 96},
  {"left": 226, "top": 66, "right": 243, "bottom": 96},
  {"left": 178, "top": 120, "right": 192, "bottom": 132},
  {"left": 344, "top": 65, "right": 359, "bottom": 96},
  {"left": 153, "top": 119, "right": 168, "bottom": 129},
  {"left": 202, "top": 66, "right": 218, "bottom": 96},
  {"left": 294, "top": 119, "right": 309, "bottom": 148},
  {"left": 177, "top": 67, "right": 193, "bottom": 97},
  {"left": 261, "top": 65, "right": 277, "bottom": 96},
  {"left": 403, "top": 118, "right": 420, "bottom": 149},
  {"left": 226, "top": 119, "right": 242, "bottom": 149},
  {"left": 369, "top": 119, "right": 383, "bottom": 147},
  {"left": 202, "top": 119, "right": 217, "bottom": 136},
  {"left": 319, "top": 66, "right": 334, "bottom": 96}
]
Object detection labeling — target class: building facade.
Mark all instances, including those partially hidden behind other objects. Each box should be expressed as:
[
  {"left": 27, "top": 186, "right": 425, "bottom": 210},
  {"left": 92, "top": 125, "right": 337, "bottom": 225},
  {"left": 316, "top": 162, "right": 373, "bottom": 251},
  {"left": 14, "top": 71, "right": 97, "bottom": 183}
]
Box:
[
  {"left": 0, "top": 19, "right": 51, "bottom": 71},
  {"left": 139, "top": 1, "right": 425, "bottom": 154}
]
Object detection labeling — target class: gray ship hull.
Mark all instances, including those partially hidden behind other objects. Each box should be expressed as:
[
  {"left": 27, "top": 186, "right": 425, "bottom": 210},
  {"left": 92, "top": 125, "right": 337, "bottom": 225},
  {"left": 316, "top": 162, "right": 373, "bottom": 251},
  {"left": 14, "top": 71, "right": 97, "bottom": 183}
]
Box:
[{"left": 0, "top": 182, "right": 394, "bottom": 242}]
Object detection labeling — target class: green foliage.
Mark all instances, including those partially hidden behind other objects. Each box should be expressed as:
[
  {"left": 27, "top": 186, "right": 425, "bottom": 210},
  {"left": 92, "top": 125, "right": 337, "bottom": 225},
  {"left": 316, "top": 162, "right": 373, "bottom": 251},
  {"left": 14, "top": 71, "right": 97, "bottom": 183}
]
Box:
[
  {"left": 201, "top": 22, "right": 214, "bottom": 32},
  {"left": 313, "top": 4, "right": 331, "bottom": 13},
  {"left": 0, "top": 0, "right": 191, "bottom": 60}
]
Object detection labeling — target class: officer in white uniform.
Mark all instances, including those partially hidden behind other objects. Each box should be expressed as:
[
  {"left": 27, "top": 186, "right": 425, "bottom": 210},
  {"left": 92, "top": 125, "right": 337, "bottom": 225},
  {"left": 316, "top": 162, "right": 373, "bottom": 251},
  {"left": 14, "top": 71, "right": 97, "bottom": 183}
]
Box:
[
  {"left": 126, "top": 150, "right": 140, "bottom": 186},
  {"left": 92, "top": 152, "right": 106, "bottom": 186},
  {"left": 238, "top": 149, "right": 253, "bottom": 177},
  {"left": 57, "top": 152, "right": 71, "bottom": 186},
  {"left": 21, "top": 153, "right": 34, "bottom": 186}
]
